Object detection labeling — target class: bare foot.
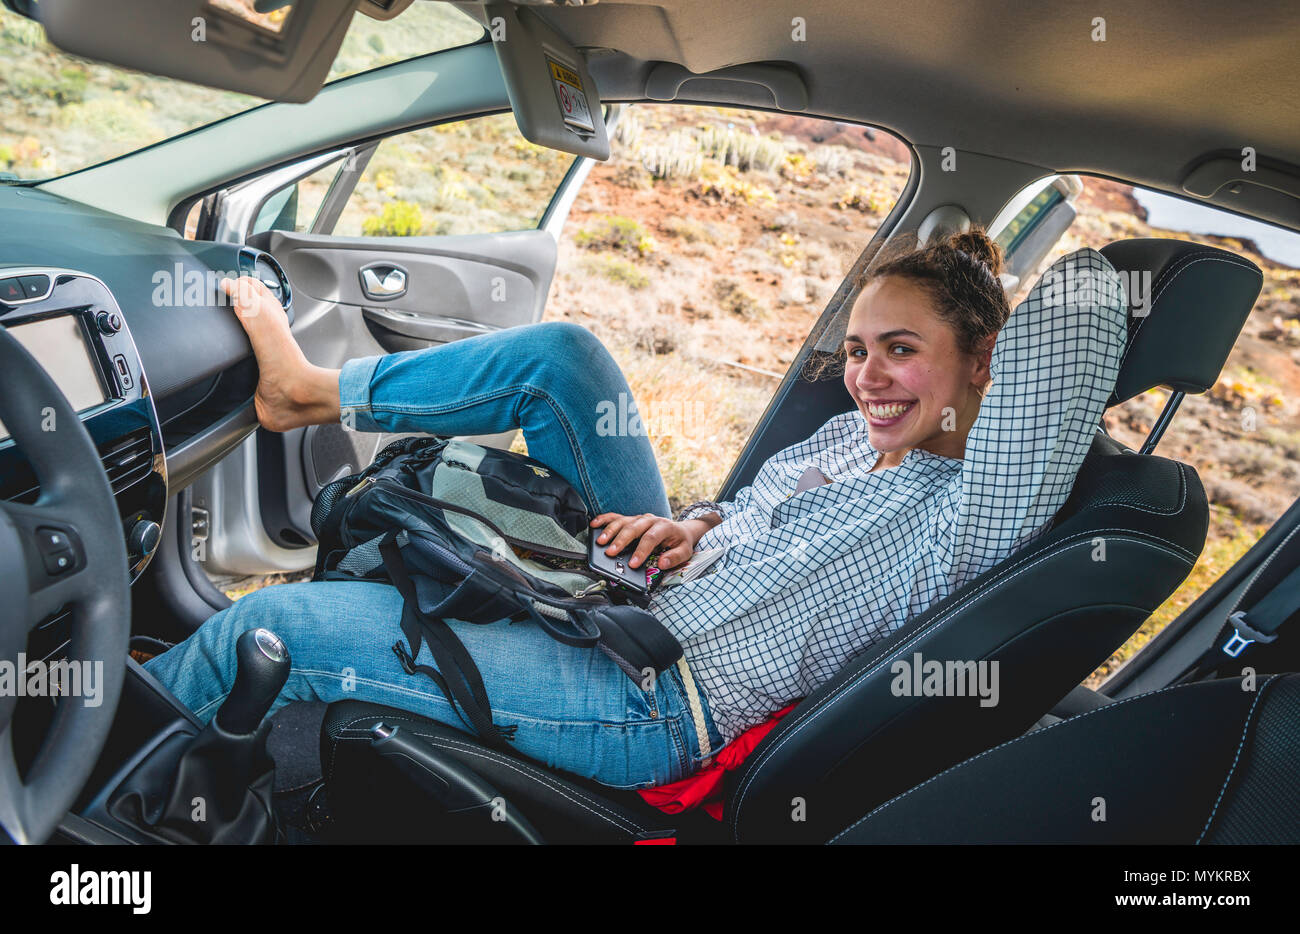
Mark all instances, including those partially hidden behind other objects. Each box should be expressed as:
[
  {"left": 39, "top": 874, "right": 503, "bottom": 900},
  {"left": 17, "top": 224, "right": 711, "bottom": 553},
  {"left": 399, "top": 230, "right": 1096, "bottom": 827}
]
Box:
[{"left": 221, "top": 277, "right": 341, "bottom": 432}]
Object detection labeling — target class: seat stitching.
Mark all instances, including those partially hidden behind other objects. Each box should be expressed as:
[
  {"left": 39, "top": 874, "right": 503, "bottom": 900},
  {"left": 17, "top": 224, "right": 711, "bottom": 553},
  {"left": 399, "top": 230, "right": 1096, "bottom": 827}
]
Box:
[
  {"left": 1194, "top": 674, "right": 1280, "bottom": 844},
  {"left": 1147, "top": 250, "right": 1250, "bottom": 297},
  {"left": 326, "top": 713, "right": 651, "bottom": 834},
  {"left": 828, "top": 677, "right": 1259, "bottom": 843},
  {"left": 1115, "top": 253, "right": 1259, "bottom": 377},
  {"left": 731, "top": 532, "right": 1197, "bottom": 840},
  {"left": 406, "top": 732, "right": 652, "bottom": 833},
  {"left": 328, "top": 716, "right": 646, "bottom": 833},
  {"left": 1085, "top": 461, "right": 1190, "bottom": 516},
  {"left": 1150, "top": 254, "right": 1260, "bottom": 307}
]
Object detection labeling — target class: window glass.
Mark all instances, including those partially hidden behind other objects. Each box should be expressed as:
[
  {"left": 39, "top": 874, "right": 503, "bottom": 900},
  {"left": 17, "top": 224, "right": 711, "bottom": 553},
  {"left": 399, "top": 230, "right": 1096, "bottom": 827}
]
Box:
[
  {"left": 250, "top": 156, "right": 346, "bottom": 236},
  {"left": 332, "top": 113, "right": 578, "bottom": 237},
  {"left": 0, "top": 4, "right": 482, "bottom": 182},
  {"left": 998, "top": 176, "right": 1300, "bottom": 684},
  {"left": 537, "top": 104, "right": 913, "bottom": 513}
]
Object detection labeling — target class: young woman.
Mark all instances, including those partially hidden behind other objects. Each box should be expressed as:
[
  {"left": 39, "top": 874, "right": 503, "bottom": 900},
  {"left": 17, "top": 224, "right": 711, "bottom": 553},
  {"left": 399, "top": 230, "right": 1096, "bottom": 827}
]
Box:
[{"left": 144, "top": 228, "right": 1128, "bottom": 790}]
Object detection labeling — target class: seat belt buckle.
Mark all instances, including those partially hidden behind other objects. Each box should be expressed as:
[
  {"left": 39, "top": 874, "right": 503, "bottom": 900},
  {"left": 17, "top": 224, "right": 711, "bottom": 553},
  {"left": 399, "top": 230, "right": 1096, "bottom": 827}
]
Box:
[
  {"left": 1222, "top": 610, "right": 1277, "bottom": 658},
  {"left": 1222, "top": 629, "right": 1254, "bottom": 658}
]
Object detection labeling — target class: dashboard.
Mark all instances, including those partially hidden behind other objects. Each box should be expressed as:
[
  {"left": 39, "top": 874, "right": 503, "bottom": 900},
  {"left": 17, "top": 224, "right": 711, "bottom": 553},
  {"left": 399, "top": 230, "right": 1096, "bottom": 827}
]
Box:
[{"left": 0, "top": 184, "right": 294, "bottom": 601}]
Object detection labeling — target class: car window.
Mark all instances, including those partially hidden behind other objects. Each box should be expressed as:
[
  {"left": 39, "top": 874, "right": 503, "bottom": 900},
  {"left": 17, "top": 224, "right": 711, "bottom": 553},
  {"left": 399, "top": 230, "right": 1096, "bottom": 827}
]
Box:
[
  {"left": 0, "top": 4, "right": 482, "bottom": 182},
  {"left": 535, "top": 104, "right": 913, "bottom": 513},
  {"left": 329, "top": 113, "right": 579, "bottom": 237},
  {"left": 997, "top": 176, "right": 1300, "bottom": 685},
  {"left": 249, "top": 156, "right": 348, "bottom": 237}
]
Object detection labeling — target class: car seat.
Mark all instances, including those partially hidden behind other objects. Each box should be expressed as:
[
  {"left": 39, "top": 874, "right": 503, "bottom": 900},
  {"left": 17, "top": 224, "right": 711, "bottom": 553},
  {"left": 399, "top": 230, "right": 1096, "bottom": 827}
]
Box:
[
  {"left": 831, "top": 672, "right": 1300, "bottom": 844},
  {"left": 314, "top": 239, "right": 1262, "bottom": 844}
]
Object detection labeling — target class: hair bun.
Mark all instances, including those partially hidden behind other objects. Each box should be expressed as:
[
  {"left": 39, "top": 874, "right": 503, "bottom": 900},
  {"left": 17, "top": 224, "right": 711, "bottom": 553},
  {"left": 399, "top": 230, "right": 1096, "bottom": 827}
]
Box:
[{"left": 946, "top": 227, "right": 1004, "bottom": 278}]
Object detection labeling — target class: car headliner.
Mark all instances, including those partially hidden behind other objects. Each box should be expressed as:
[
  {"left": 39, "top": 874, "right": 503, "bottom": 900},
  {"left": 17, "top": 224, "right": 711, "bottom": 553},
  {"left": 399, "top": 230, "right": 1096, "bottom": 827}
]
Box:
[{"left": 475, "top": 0, "right": 1300, "bottom": 232}]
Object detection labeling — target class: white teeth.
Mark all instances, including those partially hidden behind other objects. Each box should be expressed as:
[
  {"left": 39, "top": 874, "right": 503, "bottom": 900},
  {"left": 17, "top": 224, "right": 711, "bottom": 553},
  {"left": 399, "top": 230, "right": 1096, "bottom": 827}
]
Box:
[{"left": 868, "top": 402, "right": 913, "bottom": 418}]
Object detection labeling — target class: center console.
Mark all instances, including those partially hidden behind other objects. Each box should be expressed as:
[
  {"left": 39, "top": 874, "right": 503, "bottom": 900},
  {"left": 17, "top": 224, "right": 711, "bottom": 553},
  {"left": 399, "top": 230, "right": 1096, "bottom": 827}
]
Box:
[
  {"left": 0, "top": 267, "right": 167, "bottom": 618},
  {"left": 2, "top": 268, "right": 171, "bottom": 832},
  {"left": 1, "top": 265, "right": 301, "bottom": 844}
]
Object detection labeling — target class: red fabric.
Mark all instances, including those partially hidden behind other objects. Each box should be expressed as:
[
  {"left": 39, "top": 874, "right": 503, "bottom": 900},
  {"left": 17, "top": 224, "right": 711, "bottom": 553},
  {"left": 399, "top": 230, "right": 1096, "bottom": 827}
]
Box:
[{"left": 637, "top": 703, "right": 798, "bottom": 821}]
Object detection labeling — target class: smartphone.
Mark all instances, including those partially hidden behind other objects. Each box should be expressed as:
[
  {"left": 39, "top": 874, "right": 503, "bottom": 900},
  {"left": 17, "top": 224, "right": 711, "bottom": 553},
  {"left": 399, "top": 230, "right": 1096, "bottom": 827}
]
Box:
[{"left": 587, "top": 530, "right": 653, "bottom": 594}]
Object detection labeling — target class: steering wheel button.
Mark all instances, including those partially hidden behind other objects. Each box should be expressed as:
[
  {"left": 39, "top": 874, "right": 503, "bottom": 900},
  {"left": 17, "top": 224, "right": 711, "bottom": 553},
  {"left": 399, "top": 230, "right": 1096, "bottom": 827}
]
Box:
[
  {"left": 35, "top": 527, "right": 70, "bottom": 553},
  {"left": 41, "top": 548, "right": 76, "bottom": 576}
]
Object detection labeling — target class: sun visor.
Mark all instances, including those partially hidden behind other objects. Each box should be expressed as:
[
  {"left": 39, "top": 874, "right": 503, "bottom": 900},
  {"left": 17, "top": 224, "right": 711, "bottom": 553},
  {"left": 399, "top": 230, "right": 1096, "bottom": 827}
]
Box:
[
  {"left": 35, "top": 0, "right": 361, "bottom": 104},
  {"left": 484, "top": 2, "right": 610, "bottom": 160}
]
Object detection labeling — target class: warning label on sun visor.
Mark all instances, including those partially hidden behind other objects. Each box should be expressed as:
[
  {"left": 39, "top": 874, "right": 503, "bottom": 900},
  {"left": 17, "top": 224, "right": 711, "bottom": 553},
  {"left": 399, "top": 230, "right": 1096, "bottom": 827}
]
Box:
[{"left": 547, "top": 56, "right": 595, "bottom": 135}]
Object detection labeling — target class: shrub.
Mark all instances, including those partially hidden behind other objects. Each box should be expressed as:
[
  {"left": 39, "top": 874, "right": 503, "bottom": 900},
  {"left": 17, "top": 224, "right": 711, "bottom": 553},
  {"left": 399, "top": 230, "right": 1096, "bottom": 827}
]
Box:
[
  {"left": 692, "top": 163, "right": 777, "bottom": 206},
  {"left": 662, "top": 216, "right": 716, "bottom": 243},
  {"left": 362, "top": 200, "right": 425, "bottom": 237},
  {"left": 713, "top": 278, "right": 762, "bottom": 319},
  {"left": 814, "top": 146, "right": 853, "bottom": 176},
  {"left": 582, "top": 254, "right": 650, "bottom": 289},
  {"left": 631, "top": 322, "right": 679, "bottom": 355},
  {"left": 836, "top": 185, "right": 890, "bottom": 213},
  {"left": 1, "top": 13, "right": 45, "bottom": 49},
  {"left": 639, "top": 132, "right": 704, "bottom": 180},
  {"left": 576, "top": 215, "right": 657, "bottom": 255},
  {"left": 698, "top": 126, "right": 785, "bottom": 172}
]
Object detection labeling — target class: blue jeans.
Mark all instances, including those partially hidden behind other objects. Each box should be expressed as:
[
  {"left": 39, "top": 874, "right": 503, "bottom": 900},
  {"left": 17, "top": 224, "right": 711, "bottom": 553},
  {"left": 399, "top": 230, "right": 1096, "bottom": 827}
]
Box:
[{"left": 145, "top": 322, "right": 724, "bottom": 790}]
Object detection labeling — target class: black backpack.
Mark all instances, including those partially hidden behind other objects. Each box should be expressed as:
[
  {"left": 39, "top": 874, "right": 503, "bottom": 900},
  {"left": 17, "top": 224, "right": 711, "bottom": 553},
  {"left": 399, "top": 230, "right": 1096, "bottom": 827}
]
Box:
[{"left": 310, "top": 434, "right": 684, "bottom": 749}]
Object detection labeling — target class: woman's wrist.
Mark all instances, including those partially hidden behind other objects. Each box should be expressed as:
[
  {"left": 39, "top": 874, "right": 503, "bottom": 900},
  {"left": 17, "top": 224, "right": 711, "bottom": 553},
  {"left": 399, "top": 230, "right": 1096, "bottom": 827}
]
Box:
[
  {"left": 680, "top": 516, "right": 717, "bottom": 543},
  {"left": 675, "top": 500, "right": 725, "bottom": 525}
]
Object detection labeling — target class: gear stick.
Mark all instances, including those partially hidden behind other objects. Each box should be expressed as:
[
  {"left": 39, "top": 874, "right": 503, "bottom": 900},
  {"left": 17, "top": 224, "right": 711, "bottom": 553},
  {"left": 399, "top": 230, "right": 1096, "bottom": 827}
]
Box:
[
  {"left": 110, "top": 628, "right": 291, "bottom": 844},
  {"left": 217, "top": 628, "right": 291, "bottom": 734}
]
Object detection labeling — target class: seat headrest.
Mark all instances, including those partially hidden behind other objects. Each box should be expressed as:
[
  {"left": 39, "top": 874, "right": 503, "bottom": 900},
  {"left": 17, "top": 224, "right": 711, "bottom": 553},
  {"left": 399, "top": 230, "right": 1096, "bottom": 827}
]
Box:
[{"left": 1098, "top": 239, "right": 1262, "bottom": 407}]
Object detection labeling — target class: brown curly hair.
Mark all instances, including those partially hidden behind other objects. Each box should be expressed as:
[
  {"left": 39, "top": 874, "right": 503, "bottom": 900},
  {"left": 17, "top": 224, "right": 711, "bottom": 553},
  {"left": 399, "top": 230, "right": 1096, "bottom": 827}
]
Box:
[{"left": 806, "top": 226, "right": 1011, "bottom": 379}]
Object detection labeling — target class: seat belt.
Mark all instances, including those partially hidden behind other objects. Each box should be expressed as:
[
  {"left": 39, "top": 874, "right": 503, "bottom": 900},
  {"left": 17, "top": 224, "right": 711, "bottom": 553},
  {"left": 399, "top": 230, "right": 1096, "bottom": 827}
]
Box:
[
  {"left": 1185, "top": 527, "right": 1300, "bottom": 679},
  {"left": 1218, "top": 561, "right": 1300, "bottom": 659}
]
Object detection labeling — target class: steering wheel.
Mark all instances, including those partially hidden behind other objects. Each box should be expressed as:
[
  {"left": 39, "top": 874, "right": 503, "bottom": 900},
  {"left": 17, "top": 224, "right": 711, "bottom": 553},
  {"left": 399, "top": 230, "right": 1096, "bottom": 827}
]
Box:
[{"left": 0, "top": 325, "right": 130, "bottom": 844}]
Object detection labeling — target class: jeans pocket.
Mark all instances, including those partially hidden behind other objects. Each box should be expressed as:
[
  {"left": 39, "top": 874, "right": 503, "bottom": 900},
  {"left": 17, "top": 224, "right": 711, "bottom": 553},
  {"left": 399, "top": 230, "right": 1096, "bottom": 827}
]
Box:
[{"left": 625, "top": 671, "right": 660, "bottom": 721}]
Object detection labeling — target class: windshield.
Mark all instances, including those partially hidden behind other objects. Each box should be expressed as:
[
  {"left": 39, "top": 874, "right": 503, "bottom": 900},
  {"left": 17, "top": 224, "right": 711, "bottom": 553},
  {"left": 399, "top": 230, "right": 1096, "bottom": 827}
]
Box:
[{"left": 0, "top": 2, "right": 483, "bottom": 183}]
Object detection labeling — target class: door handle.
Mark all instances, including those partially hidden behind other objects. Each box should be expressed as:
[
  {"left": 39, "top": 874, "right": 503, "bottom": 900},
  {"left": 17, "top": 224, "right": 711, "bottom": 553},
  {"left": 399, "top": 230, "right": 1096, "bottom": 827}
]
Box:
[{"left": 360, "top": 264, "right": 408, "bottom": 300}]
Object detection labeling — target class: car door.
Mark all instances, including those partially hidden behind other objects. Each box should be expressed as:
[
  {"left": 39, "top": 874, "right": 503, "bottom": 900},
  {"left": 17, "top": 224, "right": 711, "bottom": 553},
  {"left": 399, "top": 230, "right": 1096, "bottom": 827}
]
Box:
[{"left": 192, "top": 108, "right": 610, "bottom": 575}]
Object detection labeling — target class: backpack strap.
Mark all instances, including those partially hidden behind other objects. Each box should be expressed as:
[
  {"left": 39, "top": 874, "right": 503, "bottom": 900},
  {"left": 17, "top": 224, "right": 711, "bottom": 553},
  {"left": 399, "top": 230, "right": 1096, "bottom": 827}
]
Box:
[
  {"left": 586, "top": 604, "right": 684, "bottom": 682},
  {"left": 378, "top": 532, "right": 514, "bottom": 751}
]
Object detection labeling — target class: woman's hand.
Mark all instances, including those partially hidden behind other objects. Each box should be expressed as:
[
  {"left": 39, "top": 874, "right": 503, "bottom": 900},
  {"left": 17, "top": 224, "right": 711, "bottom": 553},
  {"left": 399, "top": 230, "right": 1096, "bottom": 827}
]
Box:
[{"left": 589, "top": 513, "right": 709, "bottom": 572}]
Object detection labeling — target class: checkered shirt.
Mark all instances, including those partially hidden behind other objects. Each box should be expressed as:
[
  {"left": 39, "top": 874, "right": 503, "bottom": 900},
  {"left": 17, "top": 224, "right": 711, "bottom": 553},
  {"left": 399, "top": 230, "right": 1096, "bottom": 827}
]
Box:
[{"left": 648, "top": 248, "right": 1129, "bottom": 745}]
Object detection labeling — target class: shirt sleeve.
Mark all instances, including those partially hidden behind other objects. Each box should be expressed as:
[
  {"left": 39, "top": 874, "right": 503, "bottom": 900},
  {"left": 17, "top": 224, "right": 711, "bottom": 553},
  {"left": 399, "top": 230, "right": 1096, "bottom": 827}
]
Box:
[{"left": 947, "top": 248, "right": 1129, "bottom": 585}]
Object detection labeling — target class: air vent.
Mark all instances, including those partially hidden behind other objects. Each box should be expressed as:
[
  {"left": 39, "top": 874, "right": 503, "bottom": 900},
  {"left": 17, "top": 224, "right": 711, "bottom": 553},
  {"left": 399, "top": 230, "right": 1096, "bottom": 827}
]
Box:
[
  {"left": 1, "top": 428, "right": 154, "bottom": 503},
  {"left": 238, "top": 247, "right": 291, "bottom": 309},
  {"left": 101, "top": 429, "right": 154, "bottom": 493}
]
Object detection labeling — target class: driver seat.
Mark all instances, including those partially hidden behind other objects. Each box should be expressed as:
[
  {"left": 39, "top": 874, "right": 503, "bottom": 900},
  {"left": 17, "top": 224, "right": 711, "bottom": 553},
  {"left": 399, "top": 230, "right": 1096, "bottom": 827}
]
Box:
[{"left": 315, "top": 239, "right": 1262, "bottom": 844}]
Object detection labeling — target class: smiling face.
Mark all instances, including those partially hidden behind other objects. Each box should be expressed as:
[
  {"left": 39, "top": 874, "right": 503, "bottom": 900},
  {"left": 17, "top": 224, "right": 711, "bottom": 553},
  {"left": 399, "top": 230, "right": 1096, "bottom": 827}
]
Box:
[{"left": 843, "top": 276, "right": 995, "bottom": 465}]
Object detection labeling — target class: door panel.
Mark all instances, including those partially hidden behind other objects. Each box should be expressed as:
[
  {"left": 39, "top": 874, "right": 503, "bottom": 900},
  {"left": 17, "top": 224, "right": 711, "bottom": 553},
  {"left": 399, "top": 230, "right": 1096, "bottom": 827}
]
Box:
[
  {"left": 194, "top": 106, "right": 590, "bottom": 572},
  {"left": 252, "top": 228, "right": 557, "bottom": 349},
  {"left": 196, "top": 227, "right": 562, "bottom": 564}
]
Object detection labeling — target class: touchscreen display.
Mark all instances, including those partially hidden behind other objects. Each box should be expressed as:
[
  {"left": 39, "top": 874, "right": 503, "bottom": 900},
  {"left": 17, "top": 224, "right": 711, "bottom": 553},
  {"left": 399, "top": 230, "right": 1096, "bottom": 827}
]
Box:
[{"left": 0, "top": 315, "right": 109, "bottom": 442}]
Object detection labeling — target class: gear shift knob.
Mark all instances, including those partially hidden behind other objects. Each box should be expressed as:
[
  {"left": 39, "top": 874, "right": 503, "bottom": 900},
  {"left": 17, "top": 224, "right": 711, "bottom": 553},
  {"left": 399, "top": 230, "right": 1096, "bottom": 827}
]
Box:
[{"left": 215, "top": 628, "right": 291, "bottom": 735}]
